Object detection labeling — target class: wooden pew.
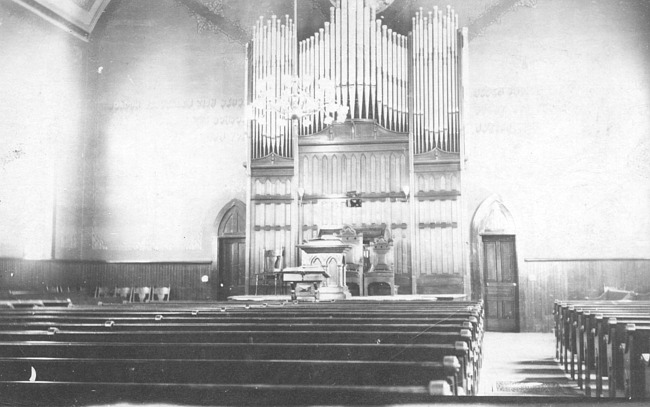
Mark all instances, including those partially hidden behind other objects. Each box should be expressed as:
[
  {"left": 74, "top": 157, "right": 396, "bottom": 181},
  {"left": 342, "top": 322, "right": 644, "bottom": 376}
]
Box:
[
  {"left": 623, "top": 324, "right": 650, "bottom": 399},
  {"left": 0, "top": 382, "right": 458, "bottom": 405},
  {"left": 553, "top": 300, "right": 650, "bottom": 398},
  {"left": 0, "top": 357, "right": 462, "bottom": 387},
  {"left": 574, "top": 308, "right": 650, "bottom": 394},
  {"left": 0, "top": 300, "right": 484, "bottom": 401},
  {"left": 605, "top": 318, "right": 650, "bottom": 398}
]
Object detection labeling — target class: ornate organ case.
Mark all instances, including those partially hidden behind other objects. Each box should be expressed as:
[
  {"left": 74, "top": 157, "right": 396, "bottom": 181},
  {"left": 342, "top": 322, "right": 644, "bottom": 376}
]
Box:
[{"left": 245, "top": 0, "right": 468, "bottom": 295}]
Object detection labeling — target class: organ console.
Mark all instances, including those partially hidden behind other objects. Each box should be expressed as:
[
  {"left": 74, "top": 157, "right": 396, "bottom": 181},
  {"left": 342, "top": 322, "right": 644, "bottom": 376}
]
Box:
[{"left": 245, "top": 0, "right": 468, "bottom": 296}]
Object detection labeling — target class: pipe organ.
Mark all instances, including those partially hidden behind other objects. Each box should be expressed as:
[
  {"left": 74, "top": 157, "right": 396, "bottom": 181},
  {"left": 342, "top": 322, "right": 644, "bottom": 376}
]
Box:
[{"left": 245, "top": 0, "right": 468, "bottom": 296}]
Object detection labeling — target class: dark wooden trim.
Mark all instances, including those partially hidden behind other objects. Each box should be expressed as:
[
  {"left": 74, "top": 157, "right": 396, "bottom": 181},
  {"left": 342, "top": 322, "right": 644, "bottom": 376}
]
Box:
[
  {"left": 418, "top": 222, "right": 458, "bottom": 229},
  {"left": 299, "top": 142, "right": 408, "bottom": 154},
  {"left": 415, "top": 191, "right": 460, "bottom": 201},
  {"left": 524, "top": 258, "right": 650, "bottom": 262},
  {"left": 301, "top": 223, "right": 406, "bottom": 232},
  {"left": 218, "top": 235, "right": 245, "bottom": 240},
  {"left": 299, "top": 120, "right": 409, "bottom": 147},
  {"left": 301, "top": 192, "right": 408, "bottom": 202},
  {"left": 414, "top": 162, "right": 461, "bottom": 173},
  {"left": 414, "top": 149, "right": 461, "bottom": 162},
  {"left": 253, "top": 225, "right": 291, "bottom": 232},
  {"left": 251, "top": 168, "right": 294, "bottom": 177},
  {"left": 252, "top": 195, "right": 293, "bottom": 203}
]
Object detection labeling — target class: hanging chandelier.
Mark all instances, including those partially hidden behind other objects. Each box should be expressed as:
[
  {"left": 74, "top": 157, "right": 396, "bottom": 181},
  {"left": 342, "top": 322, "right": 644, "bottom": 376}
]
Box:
[
  {"left": 247, "top": 1, "right": 349, "bottom": 134},
  {"left": 249, "top": 75, "right": 348, "bottom": 128}
]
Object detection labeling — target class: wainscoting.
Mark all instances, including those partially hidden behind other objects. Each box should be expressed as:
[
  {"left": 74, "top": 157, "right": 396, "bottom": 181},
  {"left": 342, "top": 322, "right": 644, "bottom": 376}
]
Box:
[
  {"left": 0, "top": 258, "right": 213, "bottom": 301},
  {"left": 519, "top": 258, "right": 650, "bottom": 332}
]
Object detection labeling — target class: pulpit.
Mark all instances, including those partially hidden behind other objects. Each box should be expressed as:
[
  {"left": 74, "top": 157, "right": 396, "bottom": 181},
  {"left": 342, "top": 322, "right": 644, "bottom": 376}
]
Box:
[{"left": 297, "top": 237, "right": 352, "bottom": 300}]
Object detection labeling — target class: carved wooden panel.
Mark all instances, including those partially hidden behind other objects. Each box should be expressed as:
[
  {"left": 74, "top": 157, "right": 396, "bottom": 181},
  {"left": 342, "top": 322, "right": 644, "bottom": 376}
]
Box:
[
  {"left": 301, "top": 151, "right": 408, "bottom": 196},
  {"left": 415, "top": 199, "right": 463, "bottom": 275},
  {"left": 302, "top": 200, "right": 408, "bottom": 231},
  {"left": 416, "top": 171, "right": 460, "bottom": 193},
  {"left": 253, "top": 177, "right": 292, "bottom": 197},
  {"left": 251, "top": 202, "right": 293, "bottom": 274},
  {"left": 218, "top": 204, "right": 246, "bottom": 237}
]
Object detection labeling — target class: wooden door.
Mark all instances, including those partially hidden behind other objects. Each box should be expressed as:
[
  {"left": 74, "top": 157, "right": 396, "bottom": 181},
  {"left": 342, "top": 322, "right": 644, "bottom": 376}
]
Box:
[
  {"left": 217, "top": 238, "right": 246, "bottom": 300},
  {"left": 483, "top": 235, "right": 519, "bottom": 332}
]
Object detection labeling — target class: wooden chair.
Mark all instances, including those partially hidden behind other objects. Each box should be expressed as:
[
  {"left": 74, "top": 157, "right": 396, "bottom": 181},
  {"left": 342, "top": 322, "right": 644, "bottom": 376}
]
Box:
[
  {"left": 151, "top": 286, "right": 170, "bottom": 302},
  {"left": 345, "top": 263, "right": 363, "bottom": 296},
  {"left": 131, "top": 287, "right": 152, "bottom": 303},
  {"left": 114, "top": 287, "right": 132, "bottom": 302},
  {"left": 94, "top": 287, "right": 113, "bottom": 298},
  {"left": 255, "top": 248, "right": 284, "bottom": 295},
  {"left": 340, "top": 226, "right": 363, "bottom": 296},
  {"left": 363, "top": 238, "right": 397, "bottom": 296}
]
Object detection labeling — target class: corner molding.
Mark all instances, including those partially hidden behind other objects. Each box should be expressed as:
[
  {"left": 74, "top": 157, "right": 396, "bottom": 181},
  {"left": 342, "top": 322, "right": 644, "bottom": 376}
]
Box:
[{"left": 11, "top": 0, "right": 112, "bottom": 41}]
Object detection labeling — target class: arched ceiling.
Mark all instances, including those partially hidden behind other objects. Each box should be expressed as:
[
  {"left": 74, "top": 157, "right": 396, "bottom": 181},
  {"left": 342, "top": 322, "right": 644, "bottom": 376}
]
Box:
[{"left": 11, "top": 0, "right": 533, "bottom": 43}]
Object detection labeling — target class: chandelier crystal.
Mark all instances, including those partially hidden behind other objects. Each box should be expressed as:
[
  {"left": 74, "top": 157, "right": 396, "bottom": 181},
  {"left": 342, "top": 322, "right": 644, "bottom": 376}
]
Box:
[{"left": 250, "top": 75, "right": 349, "bottom": 129}]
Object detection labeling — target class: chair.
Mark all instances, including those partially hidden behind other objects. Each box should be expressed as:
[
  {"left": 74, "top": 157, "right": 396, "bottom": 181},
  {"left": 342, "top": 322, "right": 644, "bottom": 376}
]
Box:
[
  {"left": 364, "top": 268, "right": 398, "bottom": 296},
  {"left": 255, "top": 248, "right": 284, "bottom": 295},
  {"left": 151, "top": 286, "right": 170, "bottom": 302},
  {"left": 131, "top": 287, "right": 152, "bottom": 302},
  {"left": 114, "top": 287, "right": 132, "bottom": 302},
  {"left": 363, "top": 238, "right": 397, "bottom": 296},
  {"left": 46, "top": 286, "right": 63, "bottom": 294},
  {"left": 345, "top": 263, "right": 363, "bottom": 296},
  {"left": 94, "top": 287, "right": 113, "bottom": 298},
  {"left": 340, "top": 226, "right": 364, "bottom": 296}
]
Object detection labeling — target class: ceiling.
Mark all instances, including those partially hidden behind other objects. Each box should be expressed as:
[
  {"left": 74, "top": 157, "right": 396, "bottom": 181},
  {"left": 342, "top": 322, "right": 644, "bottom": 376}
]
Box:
[{"left": 11, "top": 0, "right": 529, "bottom": 43}]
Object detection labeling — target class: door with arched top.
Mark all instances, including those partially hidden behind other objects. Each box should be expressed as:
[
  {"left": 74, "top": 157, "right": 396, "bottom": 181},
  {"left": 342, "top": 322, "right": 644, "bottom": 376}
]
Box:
[
  {"left": 470, "top": 195, "right": 520, "bottom": 331},
  {"left": 214, "top": 200, "right": 246, "bottom": 300},
  {"left": 482, "top": 235, "right": 519, "bottom": 332}
]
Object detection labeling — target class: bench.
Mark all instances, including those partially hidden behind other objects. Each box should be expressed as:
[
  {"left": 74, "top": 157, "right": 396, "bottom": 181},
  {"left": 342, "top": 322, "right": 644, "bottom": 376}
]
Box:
[
  {"left": 554, "top": 300, "right": 650, "bottom": 398},
  {"left": 0, "top": 300, "right": 484, "bottom": 402},
  {"left": 623, "top": 324, "right": 650, "bottom": 399}
]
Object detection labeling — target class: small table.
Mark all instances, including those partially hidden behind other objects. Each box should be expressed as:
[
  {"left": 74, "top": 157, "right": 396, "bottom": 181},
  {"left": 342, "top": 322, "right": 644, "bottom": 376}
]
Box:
[{"left": 278, "top": 266, "right": 330, "bottom": 300}]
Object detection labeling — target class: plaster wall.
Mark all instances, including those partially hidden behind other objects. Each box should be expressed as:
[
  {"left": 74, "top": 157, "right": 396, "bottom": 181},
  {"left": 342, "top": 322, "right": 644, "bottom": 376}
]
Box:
[
  {"left": 465, "top": 0, "right": 650, "bottom": 260},
  {"left": 86, "top": 0, "right": 247, "bottom": 261},
  {"left": 0, "top": 2, "right": 88, "bottom": 260}
]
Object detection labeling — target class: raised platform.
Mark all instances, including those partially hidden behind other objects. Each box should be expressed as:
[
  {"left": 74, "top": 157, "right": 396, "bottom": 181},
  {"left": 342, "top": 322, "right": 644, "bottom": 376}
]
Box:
[{"left": 228, "top": 294, "right": 467, "bottom": 302}]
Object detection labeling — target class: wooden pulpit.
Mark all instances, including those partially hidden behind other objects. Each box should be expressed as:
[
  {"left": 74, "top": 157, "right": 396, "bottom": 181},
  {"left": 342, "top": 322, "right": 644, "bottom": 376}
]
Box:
[{"left": 297, "top": 237, "right": 352, "bottom": 300}]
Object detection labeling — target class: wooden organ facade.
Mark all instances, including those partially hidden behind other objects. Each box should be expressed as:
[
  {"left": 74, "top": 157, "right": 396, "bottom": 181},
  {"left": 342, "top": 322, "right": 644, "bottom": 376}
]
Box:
[{"left": 245, "top": 0, "right": 468, "bottom": 296}]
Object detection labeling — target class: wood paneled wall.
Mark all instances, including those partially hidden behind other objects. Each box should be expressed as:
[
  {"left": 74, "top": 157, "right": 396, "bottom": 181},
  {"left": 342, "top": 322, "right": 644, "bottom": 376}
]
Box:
[
  {"left": 0, "top": 258, "right": 212, "bottom": 301},
  {"left": 251, "top": 176, "right": 294, "bottom": 275},
  {"left": 414, "top": 199, "right": 463, "bottom": 275},
  {"left": 248, "top": 121, "right": 467, "bottom": 292},
  {"left": 520, "top": 259, "right": 650, "bottom": 332},
  {"left": 301, "top": 151, "right": 408, "bottom": 195},
  {"left": 412, "top": 163, "right": 464, "bottom": 283}
]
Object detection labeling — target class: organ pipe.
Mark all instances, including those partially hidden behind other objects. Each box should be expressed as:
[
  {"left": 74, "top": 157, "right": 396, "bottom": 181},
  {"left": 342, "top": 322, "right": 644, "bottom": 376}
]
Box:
[{"left": 247, "top": 1, "right": 463, "bottom": 159}]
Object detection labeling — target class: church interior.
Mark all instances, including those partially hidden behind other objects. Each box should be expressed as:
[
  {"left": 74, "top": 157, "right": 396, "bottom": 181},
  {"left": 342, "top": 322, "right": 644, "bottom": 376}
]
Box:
[{"left": 0, "top": 0, "right": 649, "bottom": 405}]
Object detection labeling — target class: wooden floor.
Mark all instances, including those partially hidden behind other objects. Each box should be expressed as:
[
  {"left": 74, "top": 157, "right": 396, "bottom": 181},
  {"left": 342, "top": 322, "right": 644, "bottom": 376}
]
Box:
[{"left": 479, "top": 332, "right": 581, "bottom": 397}]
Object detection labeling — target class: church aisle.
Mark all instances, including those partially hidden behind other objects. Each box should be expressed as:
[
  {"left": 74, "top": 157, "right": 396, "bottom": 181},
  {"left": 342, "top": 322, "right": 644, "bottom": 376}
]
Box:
[{"left": 478, "top": 332, "right": 581, "bottom": 397}]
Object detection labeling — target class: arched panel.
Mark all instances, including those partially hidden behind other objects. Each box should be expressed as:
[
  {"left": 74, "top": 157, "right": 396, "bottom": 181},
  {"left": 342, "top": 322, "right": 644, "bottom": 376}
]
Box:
[
  {"left": 216, "top": 199, "right": 246, "bottom": 237},
  {"left": 302, "top": 156, "right": 310, "bottom": 194},
  {"left": 469, "top": 195, "right": 518, "bottom": 302}
]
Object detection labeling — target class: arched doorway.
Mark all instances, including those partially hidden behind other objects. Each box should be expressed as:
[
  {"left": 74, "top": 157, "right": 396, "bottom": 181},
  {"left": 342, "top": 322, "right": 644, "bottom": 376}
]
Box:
[
  {"left": 213, "top": 199, "right": 246, "bottom": 300},
  {"left": 470, "top": 195, "right": 519, "bottom": 332}
]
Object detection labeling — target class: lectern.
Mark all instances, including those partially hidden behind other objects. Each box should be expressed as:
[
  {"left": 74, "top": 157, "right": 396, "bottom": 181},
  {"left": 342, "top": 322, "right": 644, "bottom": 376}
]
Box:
[{"left": 297, "top": 238, "right": 352, "bottom": 300}]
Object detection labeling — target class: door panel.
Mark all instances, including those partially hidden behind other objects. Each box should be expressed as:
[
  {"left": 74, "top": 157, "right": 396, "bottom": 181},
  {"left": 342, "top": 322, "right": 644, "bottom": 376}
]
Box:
[
  {"left": 218, "top": 238, "right": 246, "bottom": 300},
  {"left": 483, "top": 236, "right": 519, "bottom": 332}
]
